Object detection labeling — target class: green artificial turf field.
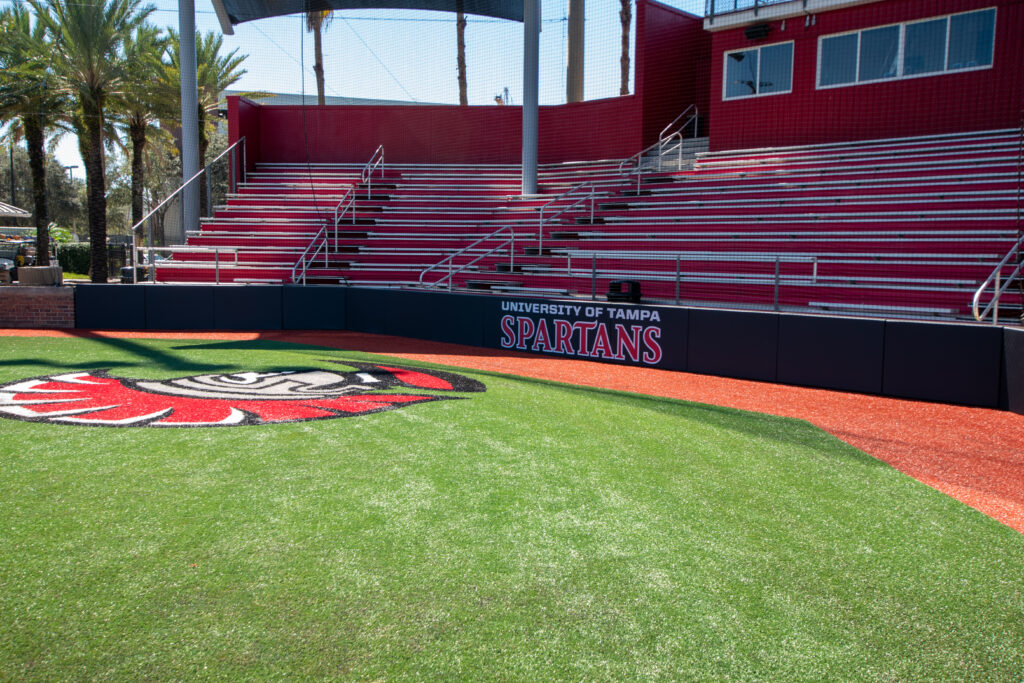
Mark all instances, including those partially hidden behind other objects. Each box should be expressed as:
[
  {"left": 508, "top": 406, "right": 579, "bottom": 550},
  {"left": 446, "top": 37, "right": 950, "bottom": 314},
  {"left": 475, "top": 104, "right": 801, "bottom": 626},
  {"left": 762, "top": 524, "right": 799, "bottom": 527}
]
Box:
[{"left": 0, "top": 336, "right": 1021, "bottom": 680}]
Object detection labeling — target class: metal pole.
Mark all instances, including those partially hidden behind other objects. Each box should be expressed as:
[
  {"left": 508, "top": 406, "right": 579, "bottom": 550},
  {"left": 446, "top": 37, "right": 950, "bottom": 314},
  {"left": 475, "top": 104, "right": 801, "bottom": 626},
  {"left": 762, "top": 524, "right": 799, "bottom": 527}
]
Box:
[
  {"left": 215, "top": 248, "right": 220, "bottom": 285},
  {"left": 521, "top": 0, "right": 540, "bottom": 196},
  {"left": 591, "top": 254, "right": 596, "bottom": 301},
  {"left": 565, "top": 0, "right": 584, "bottom": 103},
  {"left": 178, "top": 0, "right": 201, "bottom": 234},
  {"left": 773, "top": 256, "right": 780, "bottom": 311},
  {"left": 994, "top": 273, "right": 1000, "bottom": 323},
  {"left": 205, "top": 169, "right": 213, "bottom": 216},
  {"left": 675, "top": 255, "right": 680, "bottom": 305},
  {"left": 230, "top": 145, "right": 237, "bottom": 194},
  {"left": 8, "top": 144, "right": 14, "bottom": 205},
  {"left": 146, "top": 217, "right": 154, "bottom": 283}
]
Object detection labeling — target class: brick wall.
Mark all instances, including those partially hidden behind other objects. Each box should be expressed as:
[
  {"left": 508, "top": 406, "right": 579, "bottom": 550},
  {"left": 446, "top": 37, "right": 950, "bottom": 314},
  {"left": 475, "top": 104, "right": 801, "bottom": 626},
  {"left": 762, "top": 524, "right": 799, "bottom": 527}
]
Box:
[{"left": 0, "top": 286, "right": 75, "bottom": 329}]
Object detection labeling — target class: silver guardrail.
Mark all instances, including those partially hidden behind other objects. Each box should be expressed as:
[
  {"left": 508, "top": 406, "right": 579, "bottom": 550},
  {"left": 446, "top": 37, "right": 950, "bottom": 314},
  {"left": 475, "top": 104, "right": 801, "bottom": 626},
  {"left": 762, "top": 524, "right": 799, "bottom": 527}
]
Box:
[
  {"left": 292, "top": 225, "right": 329, "bottom": 285},
  {"left": 972, "top": 233, "right": 1024, "bottom": 322},
  {"left": 618, "top": 105, "right": 698, "bottom": 191},
  {"left": 129, "top": 137, "right": 246, "bottom": 283},
  {"left": 419, "top": 226, "right": 516, "bottom": 291},
  {"left": 132, "top": 245, "right": 239, "bottom": 285},
  {"left": 537, "top": 182, "right": 596, "bottom": 254},
  {"left": 566, "top": 250, "right": 817, "bottom": 307}
]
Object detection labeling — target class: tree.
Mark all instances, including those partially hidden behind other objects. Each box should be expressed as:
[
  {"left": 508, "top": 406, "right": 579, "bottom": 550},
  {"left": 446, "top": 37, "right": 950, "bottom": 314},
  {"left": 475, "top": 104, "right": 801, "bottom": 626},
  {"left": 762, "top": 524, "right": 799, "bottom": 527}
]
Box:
[
  {"left": 619, "top": 0, "right": 631, "bottom": 96},
  {"left": 306, "top": 9, "right": 333, "bottom": 107},
  {"left": 115, "top": 23, "right": 169, "bottom": 229},
  {"left": 31, "top": 0, "right": 152, "bottom": 282},
  {"left": 456, "top": 0, "right": 467, "bottom": 106},
  {"left": 0, "top": 4, "right": 66, "bottom": 265}
]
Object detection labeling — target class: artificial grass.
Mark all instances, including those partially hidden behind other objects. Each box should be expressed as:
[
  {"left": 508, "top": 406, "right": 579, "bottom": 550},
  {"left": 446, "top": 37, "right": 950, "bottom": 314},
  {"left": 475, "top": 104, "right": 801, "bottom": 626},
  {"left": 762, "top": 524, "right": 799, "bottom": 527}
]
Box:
[{"left": 0, "top": 336, "right": 1021, "bottom": 680}]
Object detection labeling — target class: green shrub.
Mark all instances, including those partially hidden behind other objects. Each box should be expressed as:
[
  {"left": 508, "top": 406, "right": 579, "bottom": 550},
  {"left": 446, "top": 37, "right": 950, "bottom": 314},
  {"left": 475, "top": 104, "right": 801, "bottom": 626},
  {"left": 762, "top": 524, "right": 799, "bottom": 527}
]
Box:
[{"left": 57, "top": 243, "right": 91, "bottom": 275}]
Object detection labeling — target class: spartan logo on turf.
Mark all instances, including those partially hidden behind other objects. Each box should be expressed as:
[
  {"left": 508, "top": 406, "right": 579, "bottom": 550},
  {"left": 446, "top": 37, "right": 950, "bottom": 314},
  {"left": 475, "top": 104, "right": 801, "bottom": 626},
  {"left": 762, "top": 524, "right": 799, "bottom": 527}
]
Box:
[{"left": 0, "top": 362, "right": 485, "bottom": 427}]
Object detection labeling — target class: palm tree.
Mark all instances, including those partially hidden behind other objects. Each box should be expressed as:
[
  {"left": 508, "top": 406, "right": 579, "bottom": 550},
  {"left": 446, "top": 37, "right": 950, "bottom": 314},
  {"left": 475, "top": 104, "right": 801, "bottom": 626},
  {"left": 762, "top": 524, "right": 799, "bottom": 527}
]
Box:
[
  {"left": 30, "top": 0, "right": 152, "bottom": 282},
  {"left": 116, "top": 23, "right": 169, "bottom": 229},
  {"left": 456, "top": 0, "right": 467, "bottom": 106},
  {"left": 619, "top": 0, "right": 631, "bottom": 96},
  {"left": 306, "top": 9, "right": 333, "bottom": 106},
  {"left": 0, "top": 4, "right": 65, "bottom": 265}
]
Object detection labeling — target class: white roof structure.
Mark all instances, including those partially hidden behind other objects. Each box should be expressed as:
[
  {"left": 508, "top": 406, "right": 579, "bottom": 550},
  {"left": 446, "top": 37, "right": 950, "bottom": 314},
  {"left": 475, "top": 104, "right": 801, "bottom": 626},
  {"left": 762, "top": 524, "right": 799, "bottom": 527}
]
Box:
[{"left": 0, "top": 201, "right": 30, "bottom": 219}]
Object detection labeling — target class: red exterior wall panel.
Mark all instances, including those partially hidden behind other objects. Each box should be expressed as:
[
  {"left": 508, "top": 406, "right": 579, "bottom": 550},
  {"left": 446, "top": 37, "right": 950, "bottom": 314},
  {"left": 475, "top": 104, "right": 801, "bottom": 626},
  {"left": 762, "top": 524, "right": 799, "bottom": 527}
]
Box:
[
  {"left": 638, "top": 0, "right": 711, "bottom": 142},
  {"left": 708, "top": 0, "right": 1024, "bottom": 151}
]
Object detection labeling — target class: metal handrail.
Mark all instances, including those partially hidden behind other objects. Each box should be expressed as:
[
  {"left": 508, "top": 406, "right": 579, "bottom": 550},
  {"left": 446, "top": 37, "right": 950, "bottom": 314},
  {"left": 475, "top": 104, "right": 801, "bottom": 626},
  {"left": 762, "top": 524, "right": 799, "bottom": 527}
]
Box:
[
  {"left": 134, "top": 245, "right": 239, "bottom": 285},
  {"left": 291, "top": 224, "right": 330, "bottom": 285},
  {"left": 361, "top": 145, "right": 384, "bottom": 196},
  {"left": 705, "top": 0, "right": 790, "bottom": 22},
  {"left": 419, "top": 226, "right": 515, "bottom": 291},
  {"left": 567, "top": 250, "right": 818, "bottom": 308},
  {"left": 333, "top": 186, "right": 357, "bottom": 228},
  {"left": 617, "top": 106, "right": 698, "bottom": 190},
  {"left": 538, "top": 182, "right": 596, "bottom": 253},
  {"left": 972, "top": 233, "right": 1024, "bottom": 322},
  {"left": 332, "top": 145, "right": 385, "bottom": 233},
  {"left": 129, "top": 137, "right": 247, "bottom": 283}
]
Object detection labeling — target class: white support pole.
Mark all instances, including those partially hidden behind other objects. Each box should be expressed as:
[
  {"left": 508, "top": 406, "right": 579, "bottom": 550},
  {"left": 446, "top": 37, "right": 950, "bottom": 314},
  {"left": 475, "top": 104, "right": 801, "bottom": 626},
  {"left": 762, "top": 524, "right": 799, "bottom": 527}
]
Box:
[
  {"left": 179, "top": 0, "right": 201, "bottom": 234},
  {"left": 522, "top": 0, "right": 540, "bottom": 196}
]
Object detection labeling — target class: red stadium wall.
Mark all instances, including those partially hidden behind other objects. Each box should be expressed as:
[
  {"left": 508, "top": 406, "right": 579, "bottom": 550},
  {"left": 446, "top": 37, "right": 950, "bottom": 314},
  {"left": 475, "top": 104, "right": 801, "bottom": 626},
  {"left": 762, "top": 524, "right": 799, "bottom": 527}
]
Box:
[
  {"left": 227, "top": 0, "right": 708, "bottom": 166},
  {"left": 708, "top": 0, "right": 1024, "bottom": 150},
  {"left": 637, "top": 1, "right": 711, "bottom": 142},
  {"left": 228, "top": 94, "right": 643, "bottom": 166}
]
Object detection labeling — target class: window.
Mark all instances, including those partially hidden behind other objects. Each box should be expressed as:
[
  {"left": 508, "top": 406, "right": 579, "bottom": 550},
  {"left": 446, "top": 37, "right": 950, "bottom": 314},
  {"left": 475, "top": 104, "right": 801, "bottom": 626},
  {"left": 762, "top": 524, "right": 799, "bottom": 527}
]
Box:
[
  {"left": 724, "top": 42, "right": 793, "bottom": 99},
  {"left": 817, "top": 8, "right": 995, "bottom": 88}
]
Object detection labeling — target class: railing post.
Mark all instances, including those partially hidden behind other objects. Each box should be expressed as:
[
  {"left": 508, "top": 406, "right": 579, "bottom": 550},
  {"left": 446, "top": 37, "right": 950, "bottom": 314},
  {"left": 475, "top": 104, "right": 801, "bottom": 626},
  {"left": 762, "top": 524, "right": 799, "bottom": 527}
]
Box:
[
  {"left": 591, "top": 255, "right": 597, "bottom": 301},
  {"left": 215, "top": 247, "right": 220, "bottom": 285},
  {"left": 205, "top": 169, "right": 213, "bottom": 217},
  {"left": 675, "top": 255, "right": 681, "bottom": 305},
  {"left": 146, "top": 217, "right": 154, "bottom": 283},
  {"left": 230, "top": 145, "right": 237, "bottom": 194},
  {"left": 448, "top": 260, "right": 453, "bottom": 292},
  {"left": 240, "top": 140, "right": 246, "bottom": 183},
  {"left": 774, "top": 256, "right": 781, "bottom": 311},
  {"left": 994, "top": 272, "right": 1000, "bottom": 324}
]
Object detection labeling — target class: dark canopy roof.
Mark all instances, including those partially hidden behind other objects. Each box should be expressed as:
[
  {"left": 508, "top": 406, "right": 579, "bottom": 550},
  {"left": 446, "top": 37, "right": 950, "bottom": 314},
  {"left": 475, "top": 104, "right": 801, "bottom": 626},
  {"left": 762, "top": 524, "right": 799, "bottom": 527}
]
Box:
[{"left": 212, "top": 0, "right": 523, "bottom": 32}]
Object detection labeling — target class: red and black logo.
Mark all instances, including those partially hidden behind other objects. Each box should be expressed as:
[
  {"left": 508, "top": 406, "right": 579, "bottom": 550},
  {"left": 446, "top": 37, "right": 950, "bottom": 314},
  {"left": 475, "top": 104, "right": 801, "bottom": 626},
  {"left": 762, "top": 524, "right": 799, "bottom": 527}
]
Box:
[{"left": 0, "top": 362, "right": 485, "bottom": 427}]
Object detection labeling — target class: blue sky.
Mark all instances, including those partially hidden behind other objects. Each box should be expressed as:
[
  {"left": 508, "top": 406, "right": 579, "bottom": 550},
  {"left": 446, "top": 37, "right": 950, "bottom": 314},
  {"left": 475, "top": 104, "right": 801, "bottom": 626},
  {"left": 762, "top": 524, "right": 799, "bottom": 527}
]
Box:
[{"left": 9, "top": 0, "right": 707, "bottom": 175}]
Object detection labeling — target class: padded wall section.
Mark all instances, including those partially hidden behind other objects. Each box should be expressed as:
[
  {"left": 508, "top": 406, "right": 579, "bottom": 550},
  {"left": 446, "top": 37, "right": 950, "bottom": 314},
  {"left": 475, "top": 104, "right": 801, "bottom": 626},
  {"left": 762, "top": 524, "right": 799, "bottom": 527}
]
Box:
[
  {"left": 144, "top": 286, "right": 215, "bottom": 330},
  {"left": 882, "top": 321, "right": 1003, "bottom": 407},
  {"left": 687, "top": 309, "right": 778, "bottom": 382},
  {"left": 213, "top": 286, "right": 283, "bottom": 330},
  {"left": 1002, "top": 327, "right": 1024, "bottom": 415},
  {"left": 74, "top": 284, "right": 146, "bottom": 330},
  {"left": 346, "top": 289, "right": 487, "bottom": 347},
  {"left": 777, "top": 314, "right": 885, "bottom": 394},
  {"left": 283, "top": 286, "right": 347, "bottom": 330}
]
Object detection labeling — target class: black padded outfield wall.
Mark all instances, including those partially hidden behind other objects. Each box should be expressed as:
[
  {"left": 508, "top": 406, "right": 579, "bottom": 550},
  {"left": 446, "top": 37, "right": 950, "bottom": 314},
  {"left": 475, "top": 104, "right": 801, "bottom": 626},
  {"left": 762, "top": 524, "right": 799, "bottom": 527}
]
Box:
[{"left": 73, "top": 285, "right": 1023, "bottom": 413}]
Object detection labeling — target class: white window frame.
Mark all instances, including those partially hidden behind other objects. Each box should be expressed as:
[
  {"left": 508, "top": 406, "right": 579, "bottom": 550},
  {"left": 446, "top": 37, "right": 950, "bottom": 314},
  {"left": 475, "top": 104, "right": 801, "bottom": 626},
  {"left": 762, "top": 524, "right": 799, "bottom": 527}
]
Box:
[
  {"left": 722, "top": 40, "right": 795, "bottom": 101},
  {"left": 816, "top": 7, "right": 996, "bottom": 90}
]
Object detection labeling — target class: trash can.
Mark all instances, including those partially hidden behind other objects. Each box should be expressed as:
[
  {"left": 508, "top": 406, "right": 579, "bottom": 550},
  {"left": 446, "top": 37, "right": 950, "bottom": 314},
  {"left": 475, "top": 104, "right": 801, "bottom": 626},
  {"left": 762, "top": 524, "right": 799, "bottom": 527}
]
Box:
[{"left": 607, "top": 280, "right": 642, "bottom": 303}]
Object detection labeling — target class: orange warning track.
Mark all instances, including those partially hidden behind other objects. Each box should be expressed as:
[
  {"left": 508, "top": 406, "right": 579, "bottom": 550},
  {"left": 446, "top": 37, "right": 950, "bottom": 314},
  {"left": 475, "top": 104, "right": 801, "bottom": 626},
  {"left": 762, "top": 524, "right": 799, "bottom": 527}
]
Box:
[{"left": 5, "top": 328, "right": 1023, "bottom": 533}]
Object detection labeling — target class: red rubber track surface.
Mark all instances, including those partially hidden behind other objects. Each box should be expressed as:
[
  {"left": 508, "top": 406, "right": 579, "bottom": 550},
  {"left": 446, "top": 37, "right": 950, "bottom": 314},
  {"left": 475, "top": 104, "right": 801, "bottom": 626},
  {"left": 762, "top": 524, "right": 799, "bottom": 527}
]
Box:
[{"left": 4, "top": 328, "right": 1022, "bottom": 533}]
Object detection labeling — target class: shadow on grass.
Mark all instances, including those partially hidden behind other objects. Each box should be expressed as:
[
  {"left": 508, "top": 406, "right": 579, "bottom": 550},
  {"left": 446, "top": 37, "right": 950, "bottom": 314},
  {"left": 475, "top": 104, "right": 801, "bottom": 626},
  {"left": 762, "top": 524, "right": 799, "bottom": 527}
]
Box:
[{"left": 0, "top": 332, "right": 237, "bottom": 374}]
